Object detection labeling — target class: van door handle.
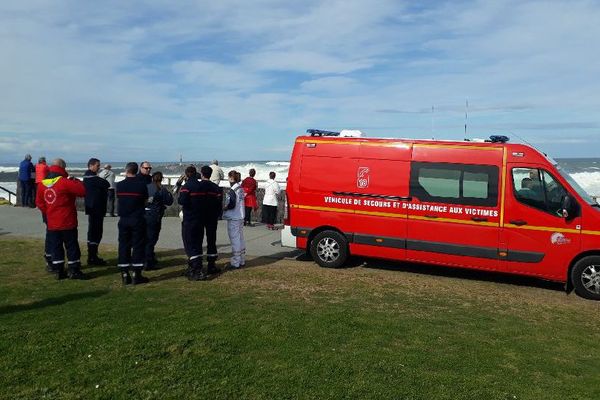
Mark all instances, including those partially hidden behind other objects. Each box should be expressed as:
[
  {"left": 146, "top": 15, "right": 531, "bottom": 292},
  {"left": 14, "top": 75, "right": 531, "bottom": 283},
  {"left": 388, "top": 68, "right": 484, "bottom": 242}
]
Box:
[
  {"left": 509, "top": 219, "right": 527, "bottom": 226},
  {"left": 471, "top": 217, "right": 488, "bottom": 222},
  {"left": 424, "top": 214, "right": 438, "bottom": 219}
]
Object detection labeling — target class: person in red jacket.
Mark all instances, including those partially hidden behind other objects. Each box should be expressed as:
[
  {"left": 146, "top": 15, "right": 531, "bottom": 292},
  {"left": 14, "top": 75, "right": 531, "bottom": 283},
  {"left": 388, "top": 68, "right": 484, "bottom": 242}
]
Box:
[
  {"left": 241, "top": 168, "right": 258, "bottom": 227},
  {"left": 34, "top": 156, "right": 52, "bottom": 272},
  {"left": 35, "top": 157, "right": 49, "bottom": 184},
  {"left": 36, "top": 159, "right": 86, "bottom": 280}
]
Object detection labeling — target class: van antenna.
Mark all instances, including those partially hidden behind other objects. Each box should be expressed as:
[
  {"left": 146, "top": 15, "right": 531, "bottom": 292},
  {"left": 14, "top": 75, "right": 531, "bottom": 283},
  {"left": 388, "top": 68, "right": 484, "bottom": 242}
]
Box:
[
  {"left": 506, "top": 130, "right": 541, "bottom": 151},
  {"left": 464, "top": 99, "right": 469, "bottom": 140},
  {"left": 431, "top": 105, "right": 435, "bottom": 139}
]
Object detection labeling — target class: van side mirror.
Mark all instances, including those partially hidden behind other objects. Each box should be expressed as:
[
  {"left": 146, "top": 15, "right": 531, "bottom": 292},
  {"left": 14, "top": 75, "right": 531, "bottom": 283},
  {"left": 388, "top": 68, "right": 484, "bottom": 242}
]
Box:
[{"left": 561, "top": 194, "right": 579, "bottom": 220}]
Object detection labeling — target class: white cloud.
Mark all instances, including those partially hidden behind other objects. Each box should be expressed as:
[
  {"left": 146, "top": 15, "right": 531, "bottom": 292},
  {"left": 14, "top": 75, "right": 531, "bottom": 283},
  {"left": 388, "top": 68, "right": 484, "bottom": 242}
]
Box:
[{"left": 1, "top": 0, "right": 600, "bottom": 161}]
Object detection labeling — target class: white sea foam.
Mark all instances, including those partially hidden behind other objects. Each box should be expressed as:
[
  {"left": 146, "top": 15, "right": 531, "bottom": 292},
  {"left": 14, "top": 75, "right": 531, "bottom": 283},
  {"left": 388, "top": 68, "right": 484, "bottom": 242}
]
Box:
[
  {"left": 0, "top": 167, "right": 19, "bottom": 173},
  {"left": 222, "top": 162, "right": 290, "bottom": 182},
  {"left": 570, "top": 172, "right": 600, "bottom": 198}
]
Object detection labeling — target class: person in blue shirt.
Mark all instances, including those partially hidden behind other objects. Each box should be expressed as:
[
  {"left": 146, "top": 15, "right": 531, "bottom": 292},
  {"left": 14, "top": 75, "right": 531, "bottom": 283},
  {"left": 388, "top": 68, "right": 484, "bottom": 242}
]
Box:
[{"left": 18, "top": 154, "right": 35, "bottom": 207}]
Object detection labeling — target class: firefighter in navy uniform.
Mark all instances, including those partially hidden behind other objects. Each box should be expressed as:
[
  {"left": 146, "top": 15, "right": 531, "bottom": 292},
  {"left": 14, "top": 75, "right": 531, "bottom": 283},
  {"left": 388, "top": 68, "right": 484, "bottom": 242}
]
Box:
[
  {"left": 83, "top": 158, "right": 110, "bottom": 265},
  {"left": 116, "top": 162, "right": 149, "bottom": 285},
  {"left": 144, "top": 171, "right": 174, "bottom": 270},
  {"left": 178, "top": 165, "right": 223, "bottom": 280}
]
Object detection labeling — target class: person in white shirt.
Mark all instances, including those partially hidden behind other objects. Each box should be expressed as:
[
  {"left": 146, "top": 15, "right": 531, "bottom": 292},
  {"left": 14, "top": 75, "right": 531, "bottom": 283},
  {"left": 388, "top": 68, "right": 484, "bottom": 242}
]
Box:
[
  {"left": 210, "top": 160, "right": 224, "bottom": 186},
  {"left": 99, "top": 164, "right": 117, "bottom": 217},
  {"left": 262, "top": 171, "right": 281, "bottom": 230},
  {"left": 223, "top": 170, "right": 246, "bottom": 269}
]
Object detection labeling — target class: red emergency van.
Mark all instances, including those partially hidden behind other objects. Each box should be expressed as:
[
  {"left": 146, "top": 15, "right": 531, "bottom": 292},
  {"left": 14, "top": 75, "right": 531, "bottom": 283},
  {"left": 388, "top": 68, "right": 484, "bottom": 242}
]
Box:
[{"left": 281, "top": 129, "right": 600, "bottom": 300}]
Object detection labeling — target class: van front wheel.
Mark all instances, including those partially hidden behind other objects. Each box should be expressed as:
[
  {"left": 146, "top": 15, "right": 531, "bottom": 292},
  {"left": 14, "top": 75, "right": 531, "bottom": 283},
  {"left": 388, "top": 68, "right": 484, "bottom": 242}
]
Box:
[
  {"left": 310, "top": 231, "right": 349, "bottom": 269},
  {"left": 571, "top": 256, "right": 600, "bottom": 300}
]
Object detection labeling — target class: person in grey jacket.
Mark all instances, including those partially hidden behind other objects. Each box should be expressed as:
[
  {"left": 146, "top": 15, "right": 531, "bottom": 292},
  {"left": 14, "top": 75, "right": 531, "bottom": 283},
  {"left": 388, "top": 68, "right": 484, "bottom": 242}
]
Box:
[
  {"left": 99, "top": 164, "right": 116, "bottom": 217},
  {"left": 223, "top": 170, "right": 245, "bottom": 269}
]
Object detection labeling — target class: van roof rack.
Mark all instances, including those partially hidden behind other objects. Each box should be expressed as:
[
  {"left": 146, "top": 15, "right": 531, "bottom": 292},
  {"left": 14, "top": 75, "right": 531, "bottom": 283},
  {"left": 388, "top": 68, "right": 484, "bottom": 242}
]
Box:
[{"left": 307, "top": 129, "right": 340, "bottom": 137}]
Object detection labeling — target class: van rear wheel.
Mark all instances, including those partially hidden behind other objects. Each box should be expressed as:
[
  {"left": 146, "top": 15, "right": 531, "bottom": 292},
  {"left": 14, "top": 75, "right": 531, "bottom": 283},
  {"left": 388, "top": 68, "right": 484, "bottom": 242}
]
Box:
[
  {"left": 571, "top": 256, "right": 600, "bottom": 300},
  {"left": 310, "top": 230, "right": 348, "bottom": 269}
]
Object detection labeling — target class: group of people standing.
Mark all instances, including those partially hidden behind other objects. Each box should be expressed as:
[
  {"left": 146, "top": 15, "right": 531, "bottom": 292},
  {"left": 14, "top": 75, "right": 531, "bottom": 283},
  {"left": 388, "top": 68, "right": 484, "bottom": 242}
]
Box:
[{"left": 29, "top": 155, "right": 282, "bottom": 284}]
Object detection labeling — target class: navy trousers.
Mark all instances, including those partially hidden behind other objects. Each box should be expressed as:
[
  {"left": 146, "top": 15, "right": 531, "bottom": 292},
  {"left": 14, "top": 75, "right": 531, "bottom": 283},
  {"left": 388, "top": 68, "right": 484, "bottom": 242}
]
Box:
[
  {"left": 48, "top": 229, "right": 81, "bottom": 268},
  {"left": 145, "top": 213, "right": 162, "bottom": 266},
  {"left": 87, "top": 212, "right": 105, "bottom": 246},
  {"left": 118, "top": 216, "right": 146, "bottom": 270}
]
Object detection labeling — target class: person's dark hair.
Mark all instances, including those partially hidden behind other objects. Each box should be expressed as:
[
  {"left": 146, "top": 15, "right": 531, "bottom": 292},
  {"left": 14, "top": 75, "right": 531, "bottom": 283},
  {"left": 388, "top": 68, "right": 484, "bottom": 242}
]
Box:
[
  {"left": 249, "top": 168, "right": 256, "bottom": 178},
  {"left": 185, "top": 165, "right": 197, "bottom": 178},
  {"left": 200, "top": 165, "right": 213, "bottom": 179},
  {"left": 38, "top": 157, "right": 46, "bottom": 164},
  {"left": 126, "top": 162, "right": 138, "bottom": 175},
  {"left": 269, "top": 171, "right": 276, "bottom": 180},
  {"left": 228, "top": 170, "right": 241, "bottom": 183},
  {"left": 88, "top": 158, "right": 100, "bottom": 168},
  {"left": 152, "top": 171, "right": 163, "bottom": 184}
]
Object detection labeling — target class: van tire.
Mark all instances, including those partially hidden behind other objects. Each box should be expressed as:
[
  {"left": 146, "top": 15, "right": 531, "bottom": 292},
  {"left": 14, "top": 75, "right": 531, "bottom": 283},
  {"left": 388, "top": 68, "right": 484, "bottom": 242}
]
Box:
[
  {"left": 310, "top": 231, "right": 349, "bottom": 269},
  {"left": 571, "top": 256, "right": 600, "bottom": 300}
]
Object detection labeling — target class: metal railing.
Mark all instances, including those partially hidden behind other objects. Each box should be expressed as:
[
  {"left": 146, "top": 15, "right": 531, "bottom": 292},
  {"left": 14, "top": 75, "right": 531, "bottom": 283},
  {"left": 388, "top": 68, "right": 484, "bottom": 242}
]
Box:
[{"left": 0, "top": 185, "right": 16, "bottom": 205}]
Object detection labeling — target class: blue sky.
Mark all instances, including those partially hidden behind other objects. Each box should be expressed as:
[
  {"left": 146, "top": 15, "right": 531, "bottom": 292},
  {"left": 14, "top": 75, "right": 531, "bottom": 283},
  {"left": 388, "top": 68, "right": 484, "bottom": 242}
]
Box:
[{"left": 1, "top": 0, "right": 599, "bottom": 162}]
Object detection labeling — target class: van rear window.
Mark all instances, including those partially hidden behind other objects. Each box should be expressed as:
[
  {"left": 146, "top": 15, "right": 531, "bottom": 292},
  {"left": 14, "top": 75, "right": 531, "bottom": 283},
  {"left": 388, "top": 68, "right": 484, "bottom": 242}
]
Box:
[{"left": 410, "top": 162, "right": 498, "bottom": 206}]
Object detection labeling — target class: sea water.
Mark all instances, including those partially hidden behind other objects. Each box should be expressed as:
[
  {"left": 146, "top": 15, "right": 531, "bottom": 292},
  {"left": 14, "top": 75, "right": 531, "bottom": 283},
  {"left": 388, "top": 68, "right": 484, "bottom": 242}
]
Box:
[{"left": 2, "top": 159, "right": 599, "bottom": 205}]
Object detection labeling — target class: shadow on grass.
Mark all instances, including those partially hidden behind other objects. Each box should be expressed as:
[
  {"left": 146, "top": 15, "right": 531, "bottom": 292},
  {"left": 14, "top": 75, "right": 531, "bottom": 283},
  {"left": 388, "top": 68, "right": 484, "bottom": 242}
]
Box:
[
  {"left": 0, "top": 290, "right": 109, "bottom": 316},
  {"left": 363, "top": 259, "right": 565, "bottom": 293}
]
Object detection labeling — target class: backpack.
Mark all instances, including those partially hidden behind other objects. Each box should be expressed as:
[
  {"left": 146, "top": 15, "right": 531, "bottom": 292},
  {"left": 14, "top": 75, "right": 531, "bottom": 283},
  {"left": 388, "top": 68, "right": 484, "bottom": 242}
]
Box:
[{"left": 225, "top": 188, "right": 237, "bottom": 210}]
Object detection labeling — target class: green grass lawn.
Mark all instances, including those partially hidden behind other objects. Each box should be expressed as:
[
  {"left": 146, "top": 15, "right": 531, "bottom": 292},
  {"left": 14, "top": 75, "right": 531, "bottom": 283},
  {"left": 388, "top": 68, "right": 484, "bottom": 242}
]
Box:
[{"left": 1, "top": 237, "right": 599, "bottom": 400}]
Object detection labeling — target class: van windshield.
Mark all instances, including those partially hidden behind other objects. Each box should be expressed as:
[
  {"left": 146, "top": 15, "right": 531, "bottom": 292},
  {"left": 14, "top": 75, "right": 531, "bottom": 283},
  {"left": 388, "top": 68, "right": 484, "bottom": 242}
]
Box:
[{"left": 556, "top": 165, "right": 598, "bottom": 206}]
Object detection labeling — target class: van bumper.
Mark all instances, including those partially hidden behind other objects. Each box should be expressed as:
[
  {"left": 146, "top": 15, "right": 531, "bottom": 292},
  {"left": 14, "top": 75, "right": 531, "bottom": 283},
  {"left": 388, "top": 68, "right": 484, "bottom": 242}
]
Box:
[{"left": 281, "top": 225, "right": 297, "bottom": 248}]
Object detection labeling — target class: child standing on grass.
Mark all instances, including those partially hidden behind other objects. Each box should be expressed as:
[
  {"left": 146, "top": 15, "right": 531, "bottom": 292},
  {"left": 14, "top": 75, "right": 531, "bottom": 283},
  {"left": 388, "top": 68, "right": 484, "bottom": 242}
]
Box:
[{"left": 223, "top": 170, "right": 246, "bottom": 269}]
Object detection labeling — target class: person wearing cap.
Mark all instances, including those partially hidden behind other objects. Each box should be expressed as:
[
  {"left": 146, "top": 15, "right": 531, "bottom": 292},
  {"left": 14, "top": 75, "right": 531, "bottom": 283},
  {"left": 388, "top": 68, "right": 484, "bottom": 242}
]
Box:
[
  {"left": 99, "top": 164, "right": 116, "bottom": 217},
  {"left": 209, "top": 160, "right": 224, "bottom": 186},
  {"left": 18, "top": 154, "right": 35, "bottom": 207},
  {"left": 36, "top": 158, "right": 86, "bottom": 280},
  {"left": 83, "top": 158, "right": 110, "bottom": 266}
]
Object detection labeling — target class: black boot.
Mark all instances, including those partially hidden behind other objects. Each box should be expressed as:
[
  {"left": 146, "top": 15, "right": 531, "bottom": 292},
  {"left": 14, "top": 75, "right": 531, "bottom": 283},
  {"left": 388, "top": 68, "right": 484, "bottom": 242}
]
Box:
[
  {"left": 132, "top": 269, "right": 149, "bottom": 285},
  {"left": 45, "top": 255, "right": 53, "bottom": 273},
  {"left": 53, "top": 263, "right": 66, "bottom": 280},
  {"left": 68, "top": 262, "right": 86, "bottom": 280},
  {"left": 188, "top": 259, "right": 206, "bottom": 281},
  {"left": 87, "top": 244, "right": 107, "bottom": 266},
  {"left": 120, "top": 268, "right": 132, "bottom": 285},
  {"left": 207, "top": 262, "right": 220, "bottom": 275}
]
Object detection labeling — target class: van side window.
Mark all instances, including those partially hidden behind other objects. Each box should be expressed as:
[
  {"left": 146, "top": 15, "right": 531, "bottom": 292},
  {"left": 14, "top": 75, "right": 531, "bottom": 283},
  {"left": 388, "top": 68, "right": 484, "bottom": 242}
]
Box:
[
  {"left": 512, "top": 168, "right": 568, "bottom": 216},
  {"left": 410, "top": 162, "right": 499, "bottom": 206}
]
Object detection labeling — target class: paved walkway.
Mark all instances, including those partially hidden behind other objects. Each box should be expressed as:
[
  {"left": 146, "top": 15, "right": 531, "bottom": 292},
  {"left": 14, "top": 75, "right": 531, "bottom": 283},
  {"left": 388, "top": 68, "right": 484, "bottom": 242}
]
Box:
[{"left": 0, "top": 205, "right": 300, "bottom": 259}]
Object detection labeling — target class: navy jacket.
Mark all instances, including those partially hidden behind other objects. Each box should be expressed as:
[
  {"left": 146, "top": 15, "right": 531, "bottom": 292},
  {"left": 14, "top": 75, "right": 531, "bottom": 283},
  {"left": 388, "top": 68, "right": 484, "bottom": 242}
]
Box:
[
  {"left": 136, "top": 173, "right": 152, "bottom": 185},
  {"left": 116, "top": 177, "right": 148, "bottom": 219},
  {"left": 18, "top": 160, "right": 34, "bottom": 181},
  {"left": 178, "top": 178, "right": 222, "bottom": 222},
  {"left": 83, "top": 170, "right": 110, "bottom": 215},
  {"left": 146, "top": 184, "right": 174, "bottom": 218}
]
